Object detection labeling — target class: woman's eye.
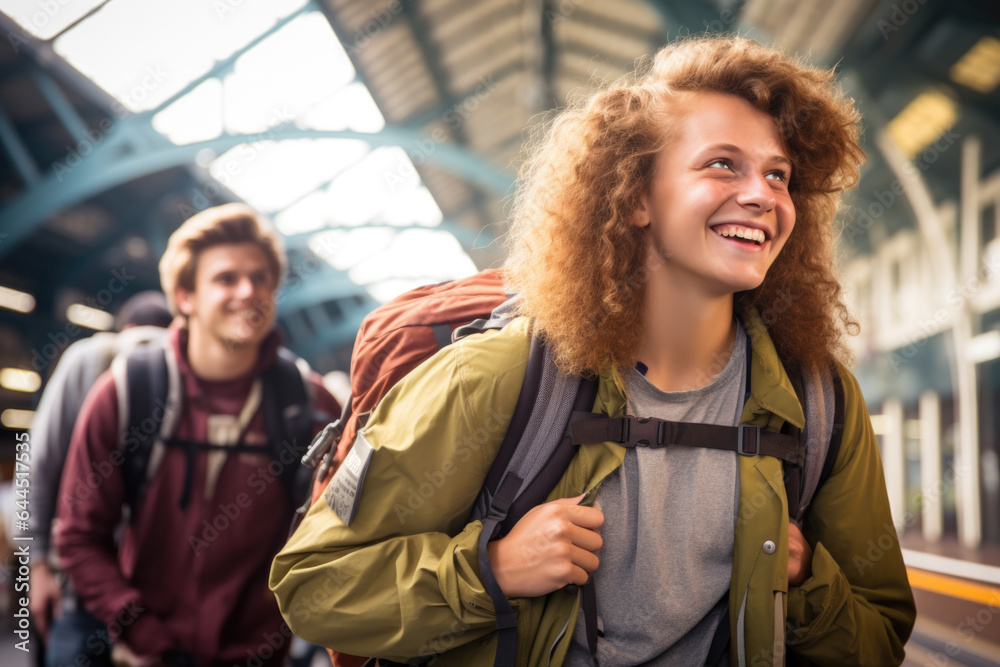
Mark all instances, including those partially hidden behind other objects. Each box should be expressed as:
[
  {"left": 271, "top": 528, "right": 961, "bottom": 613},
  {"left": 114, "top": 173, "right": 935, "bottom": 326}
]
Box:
[
  {"left": 707, "top": 159, "right": 732, "bottom": 170},
  {"left": 765, "top": 171, "right": 789, "bottom": 182}
]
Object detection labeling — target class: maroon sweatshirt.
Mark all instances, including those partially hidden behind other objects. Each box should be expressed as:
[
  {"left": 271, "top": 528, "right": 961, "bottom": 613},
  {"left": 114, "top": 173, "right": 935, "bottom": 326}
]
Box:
[{"left": 56, "top": 324, "right": 339, "bottom": 667}]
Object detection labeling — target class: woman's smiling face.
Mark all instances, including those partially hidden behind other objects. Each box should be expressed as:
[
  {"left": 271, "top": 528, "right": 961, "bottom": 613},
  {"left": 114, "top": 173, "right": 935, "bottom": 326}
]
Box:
[{"left": 635, "top": 91, "right": 796, "bottom": 297}]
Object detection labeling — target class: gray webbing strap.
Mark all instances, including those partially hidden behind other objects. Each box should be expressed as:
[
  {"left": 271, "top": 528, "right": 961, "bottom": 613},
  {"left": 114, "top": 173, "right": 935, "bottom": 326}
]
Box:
[
  {"left": 452, "top": 295, "right": 521, "bottom": 342},
  {"left": 492, "top": 344, "right": 581, "bottom": 510},
  {"left": 468, "top": 336, "right": 585, "bottom": 667},
  {"left": 794, "top": 364, "right": 836, "bottom": 524},
  {"left": 469, "top": 342, "right": 582, "bottom": 524}
]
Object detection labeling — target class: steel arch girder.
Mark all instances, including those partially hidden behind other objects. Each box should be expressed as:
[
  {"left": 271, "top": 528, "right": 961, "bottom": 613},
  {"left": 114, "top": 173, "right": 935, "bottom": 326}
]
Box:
[
  {"left": 288, "top": 309, "right": 370, "bottom": 363},
  {"left": 0, "top": 125, "right": 514, "bottom": 262},
  {"left": 276, "top": 264, "right": 367, "bottom": 315}
]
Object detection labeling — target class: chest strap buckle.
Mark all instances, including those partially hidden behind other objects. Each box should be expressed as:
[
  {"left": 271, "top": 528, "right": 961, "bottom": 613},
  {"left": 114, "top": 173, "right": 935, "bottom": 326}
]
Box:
[{"left": 737, "top": 424, "right": 760, "bottom": 456}]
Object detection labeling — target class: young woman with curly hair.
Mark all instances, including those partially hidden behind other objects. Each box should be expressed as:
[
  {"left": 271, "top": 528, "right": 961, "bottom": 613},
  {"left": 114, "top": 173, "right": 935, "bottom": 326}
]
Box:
[{"left": 272, "top": 36, "right": 915, "bottom": 666}]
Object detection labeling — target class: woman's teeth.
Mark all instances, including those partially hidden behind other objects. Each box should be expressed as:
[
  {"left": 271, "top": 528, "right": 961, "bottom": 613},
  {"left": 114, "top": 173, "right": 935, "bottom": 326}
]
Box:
[{"left": 713, "top": 225, "right": 765, "bottom": 245}]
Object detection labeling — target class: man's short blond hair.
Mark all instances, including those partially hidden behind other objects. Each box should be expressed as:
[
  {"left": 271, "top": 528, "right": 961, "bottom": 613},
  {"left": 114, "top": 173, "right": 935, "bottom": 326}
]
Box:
[{"left": 159, "top": 203, "right": 286, "bottom": 316}]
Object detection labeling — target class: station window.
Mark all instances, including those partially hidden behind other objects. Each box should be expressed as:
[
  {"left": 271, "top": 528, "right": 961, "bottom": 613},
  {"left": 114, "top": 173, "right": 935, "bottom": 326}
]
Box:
[
  {"left": 904, "top": 405, "right": 922, "bottom": 535},
  {"left": 940, "top": 397, "right": 958, "bottom": 539},
  {"left": 983, "top": 202, "right": 996, "bottom": 248}
]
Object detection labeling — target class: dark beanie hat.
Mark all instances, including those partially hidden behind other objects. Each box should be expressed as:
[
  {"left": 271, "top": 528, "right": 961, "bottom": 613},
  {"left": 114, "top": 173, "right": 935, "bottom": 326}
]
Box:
[{"left": 115, "top": 291, "right": 173, "bottom": 331}]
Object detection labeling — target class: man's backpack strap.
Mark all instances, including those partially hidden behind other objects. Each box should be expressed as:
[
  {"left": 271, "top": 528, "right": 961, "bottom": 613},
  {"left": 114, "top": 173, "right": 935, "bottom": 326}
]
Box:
[
  {"left": 116, "top": 341, "right": 317, "bottom": 513},
  {"left": 261, "top": 348, "right": 320, "bottom": 507},
  {"left": 115, "top": 341, "right": 180, "bottom": 510}
]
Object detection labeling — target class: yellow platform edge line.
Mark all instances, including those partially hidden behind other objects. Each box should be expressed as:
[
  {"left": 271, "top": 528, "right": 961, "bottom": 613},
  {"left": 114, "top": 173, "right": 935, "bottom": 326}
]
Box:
[{"left": 907, "top": 567, "right": 1000, "bottom": 606}]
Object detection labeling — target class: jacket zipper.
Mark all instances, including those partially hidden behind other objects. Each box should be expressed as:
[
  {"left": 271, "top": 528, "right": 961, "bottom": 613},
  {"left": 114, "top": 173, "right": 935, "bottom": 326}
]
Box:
[
  {"left": 467, "top": 600, "right": 490, "bottom": 612},
  {"left": 737, "top": 587, "right": 748, "bottom": 667},
  {"left": 547, "top": 591, "right": 578, "bottom": 665}
]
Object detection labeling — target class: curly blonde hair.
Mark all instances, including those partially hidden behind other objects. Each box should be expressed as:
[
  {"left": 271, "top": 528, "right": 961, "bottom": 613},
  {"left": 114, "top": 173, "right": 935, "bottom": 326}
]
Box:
[{"left": 504, "top": 36, "right": 864, "bottom": 375}]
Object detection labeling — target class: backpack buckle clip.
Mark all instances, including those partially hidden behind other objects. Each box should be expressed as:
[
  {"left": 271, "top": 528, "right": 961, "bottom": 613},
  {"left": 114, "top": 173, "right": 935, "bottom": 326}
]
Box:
[
  {"left": 737, "top": 424, "right": 759, "bottom": 456},
  {"left": 301, "top": 419, "right": 343, "bottom": 468},
  {"left": 628, "top": 417, "right": 664, "bottom": 448}
]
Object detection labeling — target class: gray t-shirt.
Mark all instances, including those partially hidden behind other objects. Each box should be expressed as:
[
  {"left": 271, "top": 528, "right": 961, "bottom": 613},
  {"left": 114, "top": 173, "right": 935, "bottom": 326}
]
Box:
[{"left": 564, "top": 322, "right": 746, "bottom": 666}]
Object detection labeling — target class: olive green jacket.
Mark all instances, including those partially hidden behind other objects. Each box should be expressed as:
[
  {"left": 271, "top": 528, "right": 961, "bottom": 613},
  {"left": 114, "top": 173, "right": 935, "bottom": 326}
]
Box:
[{"left": 270, "top": 314, "right": 915, "bottom": 666}]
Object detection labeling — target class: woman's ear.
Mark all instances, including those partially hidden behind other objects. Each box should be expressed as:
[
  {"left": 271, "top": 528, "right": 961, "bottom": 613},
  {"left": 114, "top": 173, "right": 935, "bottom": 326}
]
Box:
[{"left": 632, "top": 195, "right": 651, "bottom": 228}]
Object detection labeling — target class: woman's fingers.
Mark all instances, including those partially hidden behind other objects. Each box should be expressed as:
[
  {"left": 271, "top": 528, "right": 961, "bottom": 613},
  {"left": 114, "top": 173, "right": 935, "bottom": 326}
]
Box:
[
  {"left": 571, "top": 545, "right": 601, "bottom": 574},
  {"left": 788, "top": 521, "right": 813, "bottom": 586},
  {"left": 567, "top": 521, "right": 604, "bottom": 553},
  {"left": 566, "top": 503, "right": 605, "bottom": 530},
  {"left": 488, "top": 494, "right": 604, "bottom": 598}
]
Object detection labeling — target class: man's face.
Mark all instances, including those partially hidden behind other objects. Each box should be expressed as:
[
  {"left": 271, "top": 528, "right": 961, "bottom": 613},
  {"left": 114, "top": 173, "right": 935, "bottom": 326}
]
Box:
[
  {"left": 635, "top": 91, "right": 797, "bottom": 297},
  {"left": 175, "top": 243, "right": 277, "bottom": 349}
]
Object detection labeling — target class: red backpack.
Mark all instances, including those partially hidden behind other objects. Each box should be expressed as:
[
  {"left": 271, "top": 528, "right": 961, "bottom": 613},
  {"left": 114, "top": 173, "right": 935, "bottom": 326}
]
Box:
[
  {"left": 306, "top": 269, "right": 508, "bottom": 506},
  {"left": 297, "top": 270, "right": 506, "bottom": 667}
]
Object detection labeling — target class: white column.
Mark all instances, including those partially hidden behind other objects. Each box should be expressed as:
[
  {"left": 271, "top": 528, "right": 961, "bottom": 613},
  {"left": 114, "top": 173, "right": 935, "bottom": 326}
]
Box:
[
  {"left": 919, "top": 390, "right": 943, "bottom": 542},
  {"left": 882, "top": 398, "right": 907, "bottom": 531},
  {"left": 957, "top": 136, "right": 983, "bottom": 548},
  {"left": 874, "top": 130, "right": 982, "bottom": 548}
]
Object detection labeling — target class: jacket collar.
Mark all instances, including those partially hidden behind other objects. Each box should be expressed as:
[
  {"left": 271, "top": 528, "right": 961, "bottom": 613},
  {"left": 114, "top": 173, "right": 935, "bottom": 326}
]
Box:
[
  {"left": 600, "top": 307, "right": 804, "bottom": 429},
  {"left": 742, "top": 306, "right": 804, "bottom": 429}
]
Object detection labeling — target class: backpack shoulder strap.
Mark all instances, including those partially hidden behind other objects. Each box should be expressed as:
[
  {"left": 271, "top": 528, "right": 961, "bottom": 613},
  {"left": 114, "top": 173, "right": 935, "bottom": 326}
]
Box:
[
  {"left": 707, "top": 357, "right": 845, "bottom": 666},
  {"left": 452, "top": 295, "right": 521, "bottom": 342},
  {"left": 260, "top": 347, "right": 316, "bottom": 505},
  {"left": 470, "top": 334, "right": 546, "bottom": 520},
  {"left": 469, "top": 334, "right": 597, "bottom": 667},
  {"left": 783, "top": 361, "right": 808, "bottom": 517},
  {"left": 470, "top": 336, "right": 547, "bottom": 667},
  {"left": 469, "top": 335, "right": 597, "bottom": 530},
  {"left": 819, "top": 365, "right": 846, "bottom": 488},
  {"left": 114, "top": 340, "right": 171, "bottom": 510},
  {"left": 792, "top": 362, "right": 845, "bottom": 523}
]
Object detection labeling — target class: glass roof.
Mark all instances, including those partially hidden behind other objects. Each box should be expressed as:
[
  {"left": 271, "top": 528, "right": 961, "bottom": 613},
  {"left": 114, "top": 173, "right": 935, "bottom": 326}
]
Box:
[
  {"left": 2, "top": 0, "right": 107, "bottom": 40},
  {"left": 1, "top": 0, "right": 478, "bottom": 304}
]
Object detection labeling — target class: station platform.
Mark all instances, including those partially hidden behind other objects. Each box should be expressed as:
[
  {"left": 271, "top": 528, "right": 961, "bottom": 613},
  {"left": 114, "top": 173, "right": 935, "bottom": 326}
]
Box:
[{"left": 902, "top": 534, "right": 1000, "bottom": 666}]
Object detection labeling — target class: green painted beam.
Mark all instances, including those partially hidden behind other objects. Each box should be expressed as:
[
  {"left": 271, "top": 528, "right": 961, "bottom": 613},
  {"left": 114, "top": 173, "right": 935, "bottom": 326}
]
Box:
[
  {"left": 0, "top": 101, "right": 40, "bottom": 185},
  {"left": 31, "top": 67, "right": 92, "bottom": 144},
  {"left": 283, "top": 219, "right": 491, "bottom": 253},
  {"left": 276, "top": 265, "right": 365, "bottom": 314},
  {"left": 0, "top": 124, "right": 514, "bottom": 262},
  {"left": 293, "top": 309, "right": 370, "bottom": 361}
]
